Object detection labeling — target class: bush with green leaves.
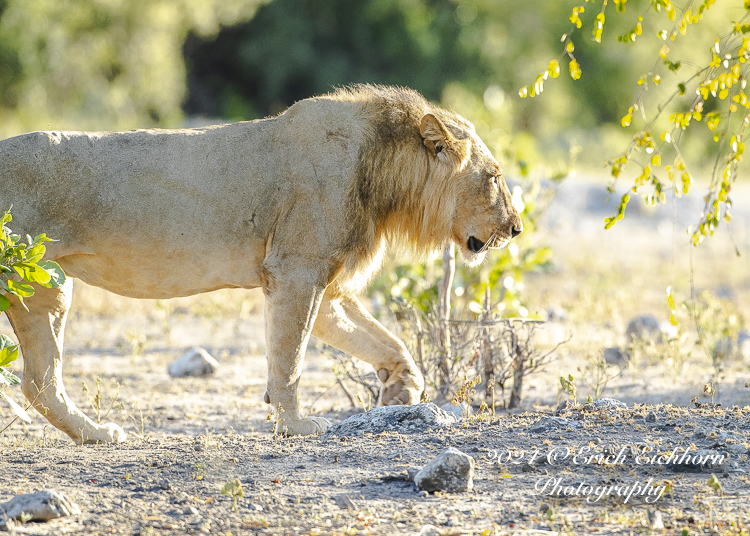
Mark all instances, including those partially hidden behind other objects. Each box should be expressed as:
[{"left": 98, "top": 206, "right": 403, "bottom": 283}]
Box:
[
  {"left": 521, "top": 0, "right": 749, "bottom": 244},
  {"left": 0, "top": 207, "right": 66, "bottom": 426}
]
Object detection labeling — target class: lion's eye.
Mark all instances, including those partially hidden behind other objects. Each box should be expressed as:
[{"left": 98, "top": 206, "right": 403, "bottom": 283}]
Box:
[{"left": 491, "top": 176, "right": 499, "bottom": 188}]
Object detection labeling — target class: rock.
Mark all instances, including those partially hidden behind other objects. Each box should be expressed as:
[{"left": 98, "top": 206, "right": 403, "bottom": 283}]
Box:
[
  {"left": 668, "top": 449, "right": 726, "bottom": 473},
  {"left": 554, "top": 400, "right": 571, "bottom": 414},
  {"left": 645, "top": 411, "right": 657, "bottom": 423},
  {"left": 411, "top": 525, "right": 441, "bottom": 536},
  {"left": 587, "top": 398, "right": 627, "bottom": 411},
  {"left": 439, "top": 401, "right": 469, "bottom": 420},
  {"left": 625, "top": 314, "right": 662, "bottom": 344},
  {"left": 530, "top": 416, "right": 581, "bottom": 433},
  {"left": 167, "top": 347, "right": 219, "bottom": 377},
  {"left": 603, "top": 347, "right": 628, "bottom": 366},
  {"left": 414, "top": 447, "right": 474, "bottom": 493},
  {"left": 322, "top": 403, "right": 455, "bottom": 437},
  {"left": 332, "top": 495, "right": 357, "bottom": 509},
  {"left": 0, "top": 490, "right": 81, "bottom": 526},
  {"left": 726, "top": 444, "right": 748, "bottom": 455}
]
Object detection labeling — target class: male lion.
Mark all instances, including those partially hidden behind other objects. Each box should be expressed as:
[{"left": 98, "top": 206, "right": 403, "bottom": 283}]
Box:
[{"left": 1, "top": 85, "right": 522, "bottom": 443}]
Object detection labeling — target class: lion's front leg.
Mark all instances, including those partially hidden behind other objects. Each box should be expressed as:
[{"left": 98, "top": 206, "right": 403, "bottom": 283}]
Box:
[
  {"left": 312, "top": 291, "right": 424, "bottom": 406},
  {"left": 5, "top": 279, "right": 126, "bottom": 444},
  {"left": 263, "top": 271, "right": 330, "bottom": 436}
]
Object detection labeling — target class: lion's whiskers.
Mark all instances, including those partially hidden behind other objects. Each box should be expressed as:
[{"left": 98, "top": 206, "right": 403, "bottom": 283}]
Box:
[{"left": 479, "top": 232, "right": 497, "bottom": 253}]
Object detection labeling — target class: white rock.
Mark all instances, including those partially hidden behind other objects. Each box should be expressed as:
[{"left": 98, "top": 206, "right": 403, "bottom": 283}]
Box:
[
  {"left": 411, "top": 525, "right": 441, "bottom": 536},
  {"left": 414, "top": 447, "right": 474, "bottom": 493},
  {"left": 168, "top": 347, "right": 219, "bottom": 377},
  {"left": 589, "top": 397, "right": 627, "bottom": 410},
  {"left": 0, "top": 489, "right": 80, "bottom": 524},
  {"left": 439, "top": 401, "right": 470, "bottom": 420}
]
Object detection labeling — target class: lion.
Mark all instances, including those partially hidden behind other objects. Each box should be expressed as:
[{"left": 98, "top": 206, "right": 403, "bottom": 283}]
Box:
[{"left": 0, "top": 84, "right": 522, "bottom": 443}]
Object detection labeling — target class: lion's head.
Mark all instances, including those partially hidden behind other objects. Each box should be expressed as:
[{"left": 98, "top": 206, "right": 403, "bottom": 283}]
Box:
[
  {"left": 331, "top": 85, "right": 523, "bottom": 292},
  {"left": 419, "top": 113, "right": 522, "bottom": 266}
]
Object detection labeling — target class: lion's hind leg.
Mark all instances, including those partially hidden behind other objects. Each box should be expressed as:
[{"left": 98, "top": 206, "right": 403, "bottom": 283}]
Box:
[
  {"left": 312, "top": 292, "right": 424, "bottom": 406},
  {"left": 5, "top": 279, "right": 126, "bottom": 444}
]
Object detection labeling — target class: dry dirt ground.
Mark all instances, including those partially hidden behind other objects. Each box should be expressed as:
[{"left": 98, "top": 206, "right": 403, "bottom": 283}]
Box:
[{"left": 1, "top": 176, "right": 750, "bottom": 535}]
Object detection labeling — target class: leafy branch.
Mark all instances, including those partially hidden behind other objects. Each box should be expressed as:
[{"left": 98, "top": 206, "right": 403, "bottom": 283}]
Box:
[
  {"left": 0, "top": 207, "right": 66, "bottom": 426},
  {"left": 520, "top": 0, "right": 750, "bottom": 246}
]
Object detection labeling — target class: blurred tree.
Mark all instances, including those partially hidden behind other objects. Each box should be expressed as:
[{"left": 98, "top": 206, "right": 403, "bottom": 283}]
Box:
[
  {"left": 183, "top": 0, "right": 492, "bottom": 120},
  {"left": 0, "top": 0, "right": 268, "bottom": 138},
  {"left": 183, "top": 0, "right": 648, "bottom": 138}
]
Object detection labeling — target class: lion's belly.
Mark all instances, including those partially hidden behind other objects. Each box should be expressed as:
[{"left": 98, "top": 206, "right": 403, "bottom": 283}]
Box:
[{"left": 57, "top": 245, "right": 266, "bottom": 299}]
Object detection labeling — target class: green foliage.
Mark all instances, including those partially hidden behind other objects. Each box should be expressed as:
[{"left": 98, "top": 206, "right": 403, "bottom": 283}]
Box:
[
  {"left": 221, "top": 478, "right": 244, "bottom": 511},
  {"left": 521, "top": 0, "right": 750, "bottom": 244},
  {"left": 0, "top": 207, "right": 66, "bottom": 423},
  {"left": 0, "top": 0, "right": 268, "bottom": 137},
  {"left": 559, "top": 373, "right": 578, "bottom": 406},
  {"left": 0, "top": 208, "right": 66, "bottom": 311}
]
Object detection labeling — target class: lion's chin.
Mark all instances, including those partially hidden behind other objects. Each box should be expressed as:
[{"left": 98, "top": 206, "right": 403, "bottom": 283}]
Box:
[{"left": 461, "top": 248, "right": 487, "bottom": 267}]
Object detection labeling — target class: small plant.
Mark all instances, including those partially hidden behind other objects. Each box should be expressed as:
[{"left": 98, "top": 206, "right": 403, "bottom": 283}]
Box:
[
  {"left": 452, "top": 375, "right": 481, "bottom": 420},
  {"left": 121, "top": 401, "right": 153, "bottom": 440},
  {"left": 559, "top": 374, "right": 577, "bottom": 407},
  {"left": 703, "top": 382, "right": 716, "bottom": 405},
  {"left": 707, "top": 473, "right": 722, "bottom": 494},
  {"left": 0, "top": 207, "right": 66, "bottom": 429},
  {"left": 81, "top": 377, "right": 121, "bottom": 424},
  {"left": 194, "top": 462, "right": 207, "bottom": 481},
  {"left": 221, "top": 478, "right": 244, "bottom": 510},
  {"left": 268, "top": 403, "right": 285, "bottom": 438},
  {"left": 581, "top": 351, "right": 621, "bottom": 401},
  {"left": 356, "top": 391, "right": 372, "bottom": 413}
]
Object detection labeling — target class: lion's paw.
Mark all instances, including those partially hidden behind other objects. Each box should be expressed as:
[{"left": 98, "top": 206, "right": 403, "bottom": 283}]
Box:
[
  {"left": 382, "top": 380, "right": 422, "bottom": 405},
  {"left": 279, "top": 416, "right": 330, "bottom": 436},
  {"left": 80, "top": 422, "right": 128, "bottom": 445},
  {"left": 380, "top": 365, "right": 424, "bottom": 406}
]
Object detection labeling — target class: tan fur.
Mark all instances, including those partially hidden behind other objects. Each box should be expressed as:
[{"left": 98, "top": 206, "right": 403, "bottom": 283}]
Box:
[{"left": 0, "top": 85, "right": 521, "bottom": 442}]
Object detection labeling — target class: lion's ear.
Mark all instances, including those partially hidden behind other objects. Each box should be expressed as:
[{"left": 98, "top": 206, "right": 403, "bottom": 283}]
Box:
[{"left": 419, "top": 113, "right": 469, "bottom": 167}]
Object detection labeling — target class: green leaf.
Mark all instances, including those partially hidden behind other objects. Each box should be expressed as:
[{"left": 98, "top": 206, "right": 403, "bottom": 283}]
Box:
[
  {"left": 25, "top": 244, "right": 46, "bottom": 264},
  {"left": 0, "top": 294, "right": 10, "bottom": 312},
  {"left": 0, "top": 367, "right": 20, "bottom": 386},
  {"left": 0, "top": 335, "right": 19, "bottom": 367},
  {"left": 13, "top": 262, "right": 51, "bottom": 285},
  {"left": 31, "top": 233, "right": 54, "bottom": 247},
  {"left": 38, "top": 261, "right": 66, "bottom": 288},
  {"left": 6, "top": 279, "right": 35, "bottom": 298}
]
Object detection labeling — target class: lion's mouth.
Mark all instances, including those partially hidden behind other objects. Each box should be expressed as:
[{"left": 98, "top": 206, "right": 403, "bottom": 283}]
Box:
[{"left": 467, "top": 236, "right": 485, "bottom": 253}]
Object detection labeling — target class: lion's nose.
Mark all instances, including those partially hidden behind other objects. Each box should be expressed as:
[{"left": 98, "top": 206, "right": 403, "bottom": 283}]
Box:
[{"left": 511, "top": 220, "right": 523, "bottom": 238}]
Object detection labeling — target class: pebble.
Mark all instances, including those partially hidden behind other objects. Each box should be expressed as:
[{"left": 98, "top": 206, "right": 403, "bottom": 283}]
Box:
[
  {"left": 167, "top": 347, "right": 220, "bottom": 377},
  {"left": 414, "top": 447, "right": 475, "bottom": 493}
]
